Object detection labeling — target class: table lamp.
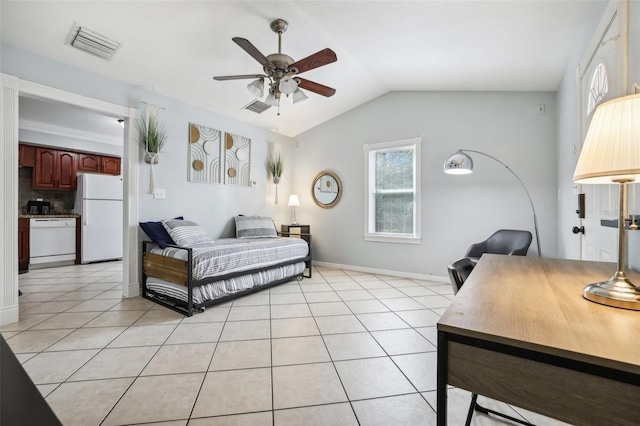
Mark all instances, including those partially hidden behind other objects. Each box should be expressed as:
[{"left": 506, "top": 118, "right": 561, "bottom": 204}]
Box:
[
  {"left": 573, "top": 93, "right": 640, "bottom": 310},
  {"left": 288, "top": 194, "right": 300, "bottom": 225}
]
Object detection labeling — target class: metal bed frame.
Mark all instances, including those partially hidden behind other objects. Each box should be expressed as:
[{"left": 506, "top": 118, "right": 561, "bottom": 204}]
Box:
[{"left": 141, "top": 233, "right": 312, "bottom": 316}]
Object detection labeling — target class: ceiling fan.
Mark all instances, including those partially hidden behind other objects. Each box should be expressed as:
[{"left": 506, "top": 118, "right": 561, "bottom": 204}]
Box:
[{"left": 213, "top": 19, "right": 337, "bottom": 113}]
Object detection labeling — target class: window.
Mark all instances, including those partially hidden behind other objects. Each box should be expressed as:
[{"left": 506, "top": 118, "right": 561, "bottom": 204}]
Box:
[
  {"left": 363, "top": 137, "right": 421, "bottom": 244},
  {"left": 587, "top": 62, "right": 609, "bottom": 116}
]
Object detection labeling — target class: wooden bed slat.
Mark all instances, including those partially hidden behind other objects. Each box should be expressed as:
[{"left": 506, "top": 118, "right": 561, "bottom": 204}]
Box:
[{"left": 144, "top": 252, "right": 188, "bottom": 285}]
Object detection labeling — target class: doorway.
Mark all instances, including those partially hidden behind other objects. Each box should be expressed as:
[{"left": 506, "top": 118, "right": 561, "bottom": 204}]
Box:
[{"left": 1, "top": 73, "right": 139, "bottom": 325}]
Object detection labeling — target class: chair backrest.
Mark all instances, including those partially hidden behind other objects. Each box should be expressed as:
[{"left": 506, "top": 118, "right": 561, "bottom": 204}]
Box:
[
  {"left": 486, "top": 229, "right": 532, "bottom": 255},
  {"left": 447, "top": 257, "right": 475, "bottom": 295},
  {"left": 465, "top": 229, "right": 532, "bottom": 259}
]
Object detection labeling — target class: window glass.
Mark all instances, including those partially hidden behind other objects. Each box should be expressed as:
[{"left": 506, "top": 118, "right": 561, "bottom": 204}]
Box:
[
  {"left": 364, "top": 138, "right": 421, "bottom": 244},
  {"left": 587, "top": 63, "right": 608, "bottom": 116}
]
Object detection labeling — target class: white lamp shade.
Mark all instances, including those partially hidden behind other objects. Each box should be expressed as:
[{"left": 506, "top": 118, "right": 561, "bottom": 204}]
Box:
[
  {"left": 292, "top": 88, "right": 308, "bottom": 104},
  {"left": 574, "top": 93, "right": 640, "bottom": 184},
  {"left": 279, "top": 76, "right": 298, "bottom": 95},
  {"left": 247, "top": 79, "right": 264, "bottom": 97},
  {"left": 265, "top": 92, "right": 278, "bottom": 106},
  {"left": 288, "top": 194, "right": 300, "bottom": 207},
  {"left": 443, "top": 151, "right": 473, "bottom": 174}
]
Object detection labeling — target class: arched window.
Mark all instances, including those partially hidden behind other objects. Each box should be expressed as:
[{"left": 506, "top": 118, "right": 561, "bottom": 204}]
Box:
[{"left": 587, "top": 63, "right": 609, "bottom": 116}]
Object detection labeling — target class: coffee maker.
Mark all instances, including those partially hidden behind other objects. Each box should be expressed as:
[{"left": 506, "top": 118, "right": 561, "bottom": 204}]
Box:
[{"left": 26, "top": 200, "right": 51, "bottom": 215}]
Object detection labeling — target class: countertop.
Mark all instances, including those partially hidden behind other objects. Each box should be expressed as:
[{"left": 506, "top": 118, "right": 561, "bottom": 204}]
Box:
[{"left": 19, "top": 214, "right": 80, "bottom": 219}]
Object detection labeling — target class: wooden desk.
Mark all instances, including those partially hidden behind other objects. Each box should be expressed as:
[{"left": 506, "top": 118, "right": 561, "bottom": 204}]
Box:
[{"left": 437, "top": 254, "right": 640, "bottom": 425}]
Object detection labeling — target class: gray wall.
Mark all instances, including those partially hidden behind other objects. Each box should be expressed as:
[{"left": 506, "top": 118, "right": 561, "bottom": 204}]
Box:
[
  {"left": 292, "top": 91, "right": 558, "bottom": 278},
  {"left": 2, "top": 44, "right": 296, "bottom": 239}
]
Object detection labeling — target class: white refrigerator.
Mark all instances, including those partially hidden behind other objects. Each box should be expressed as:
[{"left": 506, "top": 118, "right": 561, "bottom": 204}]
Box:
[{"left": 74, "top": 173, "right": 123, "bottom": 263}]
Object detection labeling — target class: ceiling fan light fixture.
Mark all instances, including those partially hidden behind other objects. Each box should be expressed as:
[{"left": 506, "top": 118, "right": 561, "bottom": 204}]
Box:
[
  {"left": 279, "top": 76, "right": 298, "bottom": 95},
  {"left": 293, "top": 89, "right": 308, "bottom": 104},
  {"left": 247, "top": 79, "right": 264, "bottom": 97},
  {"left": 265, "top": 92, "right": 279, "bottom": 107}
]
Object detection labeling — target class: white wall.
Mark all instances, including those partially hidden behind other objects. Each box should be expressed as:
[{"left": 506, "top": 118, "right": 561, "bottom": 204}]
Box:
[
  {"left": 136, "top": 92, "right": 296, "bottom": 238},
  {"left": 18, "top": 129, "right": 123, "bottom": 157},
  {"left": 293, "top": 91, "right": 557, "bottom": 278}
]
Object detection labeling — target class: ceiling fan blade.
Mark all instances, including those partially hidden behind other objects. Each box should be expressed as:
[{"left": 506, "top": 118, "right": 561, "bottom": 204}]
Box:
[
  {"left": 213, "top": 74, "right": 266, "bottom": 81},
  {"left": 232, "top": 37, "right": 275, "bottom": 70},
  {"left": 296, "top": 78, "right": 336, "bottom": 97},
  {"left": 290, "top": 48, "right": 337, "bottom": 74}
]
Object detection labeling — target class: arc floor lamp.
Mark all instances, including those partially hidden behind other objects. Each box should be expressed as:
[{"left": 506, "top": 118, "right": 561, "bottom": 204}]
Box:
[
  {"left": 444, "top": 149, "right": 542, "bottom": 257},
  {"left": 573, "top": 93, "right": 640, "bottom": 311}
]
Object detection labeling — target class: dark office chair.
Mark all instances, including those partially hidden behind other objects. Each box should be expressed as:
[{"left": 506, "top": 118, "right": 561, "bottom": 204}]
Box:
[
  {"left": 447, "top": 257, "right": 475, "bottom": 294},
  {"left": 446, "top": 259, "right": 535, "bottom": 426},
  {"left": 464, "top": 229, "right": 532, "bottom": 265}
]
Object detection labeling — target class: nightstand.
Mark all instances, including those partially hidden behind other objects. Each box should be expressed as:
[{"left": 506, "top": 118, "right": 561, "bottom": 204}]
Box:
[{"left": 280, "top": 224, "right": 310, "bottom": 243}]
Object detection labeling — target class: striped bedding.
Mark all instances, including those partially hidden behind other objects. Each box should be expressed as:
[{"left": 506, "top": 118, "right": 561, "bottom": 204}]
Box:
[
  {"left": 147, "top": 261, "right": 306, "bottom": 304},
  {"left": 148, "top": 237, "right": 309, "bottom": 281}
]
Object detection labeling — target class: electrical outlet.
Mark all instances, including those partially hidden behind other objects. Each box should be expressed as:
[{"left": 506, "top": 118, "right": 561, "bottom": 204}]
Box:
[{"left": 153, "top": 188, "right": 166, "bottom": 199}]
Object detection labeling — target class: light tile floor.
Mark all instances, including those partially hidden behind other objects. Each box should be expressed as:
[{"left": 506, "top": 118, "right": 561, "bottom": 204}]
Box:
[{"left": 3, "top": 261, "right": 572, "bottom": 426}]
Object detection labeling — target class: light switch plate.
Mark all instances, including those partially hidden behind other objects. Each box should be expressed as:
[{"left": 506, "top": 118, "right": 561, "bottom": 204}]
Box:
[{"left": 153, "top": 188, "right": 166, "bottom": 199}]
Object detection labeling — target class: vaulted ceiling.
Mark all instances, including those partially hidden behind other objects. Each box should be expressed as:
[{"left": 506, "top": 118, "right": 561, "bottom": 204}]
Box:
[{"left": 2, "top": 1, "right": 592, "bottom": 137}]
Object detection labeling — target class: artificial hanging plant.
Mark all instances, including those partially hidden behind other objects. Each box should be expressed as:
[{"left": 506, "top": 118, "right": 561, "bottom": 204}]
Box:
[
  {"left": 138, "top": 113, "right": 168, "bottom": 194},
  {"left": 267, "top": 154, "right": 284, "bottom": 203},
  {"left": 138, "top": 114, "right": 168, "bottom": 164},
  {"left": 267, "top": 153, "right": 284, "bottom": 182}
]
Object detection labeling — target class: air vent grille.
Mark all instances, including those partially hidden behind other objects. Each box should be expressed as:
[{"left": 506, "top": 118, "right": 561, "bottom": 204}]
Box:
[
  {"left": 243, "top": 100, "right": 271, "bottom": 114},
  {"left": 70, "top": 26, "right": 121, "bottom": 60}
]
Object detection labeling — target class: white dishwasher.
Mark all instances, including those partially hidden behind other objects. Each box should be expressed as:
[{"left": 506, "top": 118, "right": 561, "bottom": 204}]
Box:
[{"left": 29, "top": 218, "right": 76, "bottom": 268}]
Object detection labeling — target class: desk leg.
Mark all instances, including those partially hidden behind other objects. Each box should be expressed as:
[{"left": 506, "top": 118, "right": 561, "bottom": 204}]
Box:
[{"left": 437, "top": 330, "right": 448, "bottom": 426}]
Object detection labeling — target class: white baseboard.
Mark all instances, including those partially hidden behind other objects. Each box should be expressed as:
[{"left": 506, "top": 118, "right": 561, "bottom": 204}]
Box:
[
  {"left": 312, "top": 261, "right": 449, "bottom": 283},
  {"left": 0, "top": 305, "right": 19, "bottom": 326},
  {"left": 126, "top": 282, "right": 140, "bottom": 298}
]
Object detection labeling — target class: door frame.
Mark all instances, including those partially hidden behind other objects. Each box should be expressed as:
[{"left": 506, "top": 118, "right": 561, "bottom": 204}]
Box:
[{"left": 1, "top": 73, "right": 140, "bottom": 325}]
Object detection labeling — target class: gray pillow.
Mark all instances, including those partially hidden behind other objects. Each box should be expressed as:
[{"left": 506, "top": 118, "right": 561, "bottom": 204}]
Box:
[
  {"left": 162, "top": 219, "right": 214, "bottom": 247},
  {"left": 235, "top": 215, "right": 278, "bottom": 238}
]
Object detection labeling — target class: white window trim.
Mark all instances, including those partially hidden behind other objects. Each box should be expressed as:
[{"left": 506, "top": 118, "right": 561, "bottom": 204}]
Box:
[{"left": 363, "top": 137, "right": 421, "bottom": 244}]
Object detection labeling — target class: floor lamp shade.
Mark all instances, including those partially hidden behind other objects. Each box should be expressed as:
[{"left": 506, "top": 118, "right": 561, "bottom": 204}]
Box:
[{"left": 573, "top": 93, "right": 640, "bottom": 311}]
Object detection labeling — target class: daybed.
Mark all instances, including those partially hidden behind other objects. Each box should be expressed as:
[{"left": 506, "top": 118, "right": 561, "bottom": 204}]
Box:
[{"left": 140, "top": 216, "right": 311, "bottom": 316}]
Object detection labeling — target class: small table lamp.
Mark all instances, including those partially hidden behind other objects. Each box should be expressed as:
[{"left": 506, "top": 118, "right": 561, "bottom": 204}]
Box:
[
  {"left": 573, "top": 93, "right": 640, "bottom": 310},
  {"left": 288, "top": 194, "right": 300, "bottom": 225}
]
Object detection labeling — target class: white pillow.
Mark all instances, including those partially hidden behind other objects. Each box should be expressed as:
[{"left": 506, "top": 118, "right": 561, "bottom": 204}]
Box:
[{"left": 162, "top": 219, "right": 214, "bottom": 247}]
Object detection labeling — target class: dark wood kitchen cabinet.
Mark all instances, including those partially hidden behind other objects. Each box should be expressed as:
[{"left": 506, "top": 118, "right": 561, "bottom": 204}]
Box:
[
  {"left": 18, "top": 218, "right": 29, "bottom": 271},
  {"left": 18, "top": 144, "right": 36, "bottom": 167},
  {"left": 77, "top": 153, "right": 101, "bottom": 173},
  {"left": 101, "top": 156, "right": 121, "bottom": 175},
  {"left": 33, "top": 147, "right": 77, "bottom": 190},
  {"left": 77, "top": 153, "right": 121, "bottom": 175}
]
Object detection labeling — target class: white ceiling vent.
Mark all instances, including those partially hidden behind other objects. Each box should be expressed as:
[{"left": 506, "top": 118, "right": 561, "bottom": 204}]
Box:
[
  {"left": 243, "top": 100, "right": 271, "bottom": 114},
  {"left": 70, "top": 26, "right": 121, "bottom": 60}
]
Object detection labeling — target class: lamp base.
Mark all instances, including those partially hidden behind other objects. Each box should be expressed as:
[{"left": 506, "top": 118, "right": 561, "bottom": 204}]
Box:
[
  {"left": 583, "top": 273, "right": 640, "bottom": 311},
  {"left": 291, "top": 222, "right": 299, "bottom": 226}
]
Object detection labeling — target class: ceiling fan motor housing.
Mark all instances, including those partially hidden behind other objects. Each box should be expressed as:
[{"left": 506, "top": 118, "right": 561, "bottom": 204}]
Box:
[{"left": 264, "top": 53, "right": 295, "bottom": 78}]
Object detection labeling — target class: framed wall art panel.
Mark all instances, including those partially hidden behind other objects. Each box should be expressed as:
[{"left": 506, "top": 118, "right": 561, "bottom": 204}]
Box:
[
  {"left": 224, "top": 132, "right": 251, "bottom": 186},
  {"left": 188, "top": 123, "right": 222, "bottom": 184}
]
